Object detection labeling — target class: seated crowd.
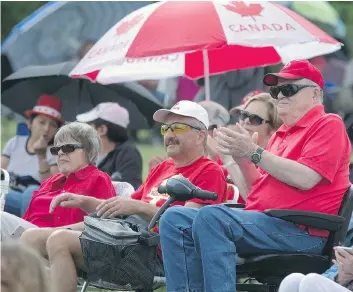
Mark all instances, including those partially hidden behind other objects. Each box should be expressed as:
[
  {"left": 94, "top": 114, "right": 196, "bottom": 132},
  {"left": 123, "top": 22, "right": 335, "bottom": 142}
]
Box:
[
  {"left": 158, "top": 60, "right": 353, "bottom": 292},
  {"left": 1, "top": 59, "right": 353, "bottom": 292},
  {"left": 1, "top": 99, "right": 143, "bottom": 218},
  {"left": 1, "top": 94, "right": 61, "bottom": 217}
]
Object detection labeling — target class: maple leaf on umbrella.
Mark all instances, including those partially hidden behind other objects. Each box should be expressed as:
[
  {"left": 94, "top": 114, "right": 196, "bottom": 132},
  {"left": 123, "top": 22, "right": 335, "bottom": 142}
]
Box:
[
  {"left": 224, "top": 1, "right": 263, "bottom": 22},
  {"left": 116, "top": 14, "right": 144, "bottom": 35}
]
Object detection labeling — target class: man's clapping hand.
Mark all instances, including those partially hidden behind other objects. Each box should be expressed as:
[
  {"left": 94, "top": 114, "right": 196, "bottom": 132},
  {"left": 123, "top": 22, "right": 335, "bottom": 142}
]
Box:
[{"left": 215, "top": 124, "right": 258, "bottom": 160}]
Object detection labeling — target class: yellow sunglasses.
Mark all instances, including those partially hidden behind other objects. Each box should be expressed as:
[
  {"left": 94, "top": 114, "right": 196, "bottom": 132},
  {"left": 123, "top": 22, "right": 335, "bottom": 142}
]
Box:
[{"left": 160, "top": 122, "right": 201, "bottom": 136}]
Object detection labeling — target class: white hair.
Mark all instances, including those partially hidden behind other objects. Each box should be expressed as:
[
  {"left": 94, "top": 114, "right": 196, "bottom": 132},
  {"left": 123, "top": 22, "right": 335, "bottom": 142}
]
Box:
[
  {"left": 299, "top": 78, "right": 324, "bottom": 103},
  {"left": 54, "top": 122, "right": 101, "bottom": 164}
]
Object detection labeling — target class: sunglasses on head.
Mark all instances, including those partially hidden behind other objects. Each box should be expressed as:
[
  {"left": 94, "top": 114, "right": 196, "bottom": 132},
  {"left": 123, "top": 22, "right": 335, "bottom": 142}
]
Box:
[
  {"left": 50, "top": 144, "right": 84, "bottom": 155},
  {"left": 269, "top": 84, "right": 317, "bottom": 99},
  {"left": 237, "top": 110, "right": 270, "bottom": 126},
  {"left": 160, "top": 122, "right": 201, "bottom": 136}
]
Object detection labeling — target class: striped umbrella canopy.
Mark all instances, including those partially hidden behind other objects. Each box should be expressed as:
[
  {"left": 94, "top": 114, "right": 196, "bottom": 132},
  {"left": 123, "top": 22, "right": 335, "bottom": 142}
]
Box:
[{"left": 70, "top": 1, "right": 341, "bottom": 100}]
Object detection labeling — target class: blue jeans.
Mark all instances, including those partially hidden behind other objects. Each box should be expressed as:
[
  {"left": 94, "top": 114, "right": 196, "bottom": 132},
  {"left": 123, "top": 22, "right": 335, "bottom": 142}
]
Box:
[
  {"left": 4, "top": 190, "right": 22, "bottom": 217},
  {"left": 4, "top": 185, "right": 39, "bottom": 217},
  {"left": 159, "top": 205, "right": 327, "bottom": 292},
  {"left": 21, "top": 185, "right": 39, "bottom": 216}
]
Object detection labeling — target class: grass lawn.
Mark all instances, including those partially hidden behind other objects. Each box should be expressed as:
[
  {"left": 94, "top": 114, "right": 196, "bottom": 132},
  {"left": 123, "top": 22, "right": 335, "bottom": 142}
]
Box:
[{"left": 137, "top": 144, "right": 165, "bottom": 180}]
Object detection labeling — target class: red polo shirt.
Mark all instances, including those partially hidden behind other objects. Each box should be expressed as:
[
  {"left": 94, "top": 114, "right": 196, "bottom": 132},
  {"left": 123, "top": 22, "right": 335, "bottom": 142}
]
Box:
[
  {"left": 131, "top": 156, "right": 227, "bottom": 206},
  {"left": 245, "top": 105, "right": 351, "bottom": 237},
  {"left": 23, "top": 165, "right": 116, "bottom": 227}
]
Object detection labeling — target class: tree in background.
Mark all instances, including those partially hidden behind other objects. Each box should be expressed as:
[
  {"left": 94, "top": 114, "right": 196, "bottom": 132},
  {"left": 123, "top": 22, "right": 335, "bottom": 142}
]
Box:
[
  {"left": 1, "top": 1, "right": 47, "bottom": 41},
  {"left": 331, "top": 1, "right": 353, "bottom": 57},
  {"left": 331, "top": 2, "right": 353, "bottom": 25}
]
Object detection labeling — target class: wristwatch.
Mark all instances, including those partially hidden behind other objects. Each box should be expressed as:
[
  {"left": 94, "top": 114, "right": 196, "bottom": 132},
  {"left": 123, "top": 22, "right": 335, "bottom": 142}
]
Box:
[{"left": 250, "top": 147, "right": 264, "bottom": 165}]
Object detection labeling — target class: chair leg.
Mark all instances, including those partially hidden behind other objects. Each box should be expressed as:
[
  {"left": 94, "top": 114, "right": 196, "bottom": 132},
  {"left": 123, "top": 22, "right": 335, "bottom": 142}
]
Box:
[{"left": 80, "top": 281, "right": 89, "bottom": 292}]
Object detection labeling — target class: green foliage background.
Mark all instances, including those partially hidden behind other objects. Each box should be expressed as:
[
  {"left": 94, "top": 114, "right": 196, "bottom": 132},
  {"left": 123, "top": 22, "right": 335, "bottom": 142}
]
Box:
[{"left": 1, "top": 2, "right": 47, "bottom": 41}]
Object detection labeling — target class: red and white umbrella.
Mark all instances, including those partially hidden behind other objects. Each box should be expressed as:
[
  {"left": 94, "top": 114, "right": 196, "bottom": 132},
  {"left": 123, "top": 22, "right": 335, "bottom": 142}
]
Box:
[{"left": 70, "top": 1, "right": 341, "bottom": 98}]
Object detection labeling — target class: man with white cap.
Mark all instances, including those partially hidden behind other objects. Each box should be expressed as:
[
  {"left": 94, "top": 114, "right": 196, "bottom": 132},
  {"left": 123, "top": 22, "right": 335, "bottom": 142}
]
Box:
[
  {"left": 148, "top": 100, "right": 230, "bottom": 171},
  {"left": 76, "top": 102, "right": 142, "bottom": 189},
  {"left": 38, "top": 101, "right": 228, "bottom": 292}
]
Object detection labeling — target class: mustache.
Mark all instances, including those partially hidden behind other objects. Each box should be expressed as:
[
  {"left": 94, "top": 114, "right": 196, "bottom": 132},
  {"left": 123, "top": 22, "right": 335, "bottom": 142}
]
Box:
[{"left": 165, "top": 137, "right": 180, "bottom": 146}]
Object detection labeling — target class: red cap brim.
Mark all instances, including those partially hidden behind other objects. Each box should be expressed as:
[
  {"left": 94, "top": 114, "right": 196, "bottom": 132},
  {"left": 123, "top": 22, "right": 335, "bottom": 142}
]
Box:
[
  {"left": 24, "top": 109, "right": 63, "bottom": 124},
  {"left": 263, "top": 73, "right": 303, "bottom": 86}
]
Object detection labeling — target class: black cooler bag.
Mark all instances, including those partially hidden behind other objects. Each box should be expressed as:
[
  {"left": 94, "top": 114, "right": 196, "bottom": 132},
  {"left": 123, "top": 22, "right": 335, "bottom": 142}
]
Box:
[{"left": 79, "top": 214, "right": 159, "bottom": 291}]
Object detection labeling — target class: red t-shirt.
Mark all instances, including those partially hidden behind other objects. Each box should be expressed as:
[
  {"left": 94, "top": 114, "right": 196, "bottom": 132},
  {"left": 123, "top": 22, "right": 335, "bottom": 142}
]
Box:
[
  {"left": 216, "top": 155, "right": 228, "bottom": 177},
  {"left": 245, "top": 105, "right": 351, "bottom": 237},
  {"left": 131, "top": 156, "right": 227, "bottom": 206},
  {"left": 23, "top": 165, "right": 116, "bottom": 227}
]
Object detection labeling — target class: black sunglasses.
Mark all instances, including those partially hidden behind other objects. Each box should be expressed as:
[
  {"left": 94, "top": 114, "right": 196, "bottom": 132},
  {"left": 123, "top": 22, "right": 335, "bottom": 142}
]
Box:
[
  {"left": 237, "top": 110, "right": 270, "bottom": 126},
  {"left": 50, "top": 144, "right": 84, "bottom": 155},
  {"left": 269, "top": 84, "right": 317, "bottom": 99}
]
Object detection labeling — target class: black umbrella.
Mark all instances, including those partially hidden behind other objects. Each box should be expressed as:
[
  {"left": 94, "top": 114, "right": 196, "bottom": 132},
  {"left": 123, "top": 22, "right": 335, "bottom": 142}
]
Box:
[
  {"left": 1, "top": 1, "right": 152, "bottom": 71},
  {"left": 1, "top": 54, "right": 14, "bottom": 81},
  {"left": 2, "top": 61, "right": 163, "bottom": 129}
]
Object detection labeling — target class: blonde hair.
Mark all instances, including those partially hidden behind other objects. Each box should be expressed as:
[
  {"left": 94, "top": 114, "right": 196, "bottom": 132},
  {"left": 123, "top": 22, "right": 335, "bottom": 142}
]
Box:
[
  {"left": 1, "top": 241, "right": 50, "bottom": 292},
  {"left": 244, "top": 93, "right": 283, "bottom": 130}
]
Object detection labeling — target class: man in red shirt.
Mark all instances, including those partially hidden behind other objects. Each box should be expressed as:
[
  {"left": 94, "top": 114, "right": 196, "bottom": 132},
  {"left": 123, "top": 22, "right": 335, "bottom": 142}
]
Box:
[
  {"left": 38, "top": 101, "right": 227, "bottom": 292},
  {"left": 159, "top": 60, "right": 351, "bottom": 292}
]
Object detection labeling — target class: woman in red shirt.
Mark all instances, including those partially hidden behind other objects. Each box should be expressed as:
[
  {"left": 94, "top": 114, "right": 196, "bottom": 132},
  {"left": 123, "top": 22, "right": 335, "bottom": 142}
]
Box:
[
  {"left": 219, "top": 92, "right": 283, "bottom": 203},
  {"left": 1, "top": 122, "right": 116, "bottom": 242}
]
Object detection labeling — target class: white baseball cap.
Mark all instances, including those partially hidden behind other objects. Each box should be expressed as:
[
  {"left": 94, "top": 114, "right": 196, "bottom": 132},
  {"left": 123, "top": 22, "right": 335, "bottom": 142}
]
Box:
[
  {"left": 76, "top": 102, "right": 130, "bottom": 128},
  {"left": 153, "top": 100, "right": 209, "bottom": 129}
]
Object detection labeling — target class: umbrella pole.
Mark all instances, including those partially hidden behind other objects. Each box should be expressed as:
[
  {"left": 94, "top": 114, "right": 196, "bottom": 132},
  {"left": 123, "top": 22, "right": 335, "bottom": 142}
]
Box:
[{"left": 202, "top": 49, "right": 211, "bottom": 101}]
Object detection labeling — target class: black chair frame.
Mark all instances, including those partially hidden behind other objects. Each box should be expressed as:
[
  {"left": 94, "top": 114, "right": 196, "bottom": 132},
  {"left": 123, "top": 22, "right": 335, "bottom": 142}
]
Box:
[{"left": 81, "top": 179, "right": 353, "bottom": 292}]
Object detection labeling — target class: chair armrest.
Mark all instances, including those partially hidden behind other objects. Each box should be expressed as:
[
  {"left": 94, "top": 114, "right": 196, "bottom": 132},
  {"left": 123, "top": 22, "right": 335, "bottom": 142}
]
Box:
[
  {"left": 264, "top": 209, "right": 345, "bottom": 232},
  {"left": 224, "top": 203, "right": 245, "bottom": 209},
  {"left": 138, "top": 232, "right": 160, "bottom": 246}
]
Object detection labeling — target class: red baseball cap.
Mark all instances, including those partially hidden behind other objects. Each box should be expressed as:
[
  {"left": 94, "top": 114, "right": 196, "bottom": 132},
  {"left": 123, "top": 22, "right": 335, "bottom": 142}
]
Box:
[
  {"left": 263, "top": 59, "right": 324, "bottom": 89},
  {"left": 25, "top": 94, "right": 63, "bottom": 123}
]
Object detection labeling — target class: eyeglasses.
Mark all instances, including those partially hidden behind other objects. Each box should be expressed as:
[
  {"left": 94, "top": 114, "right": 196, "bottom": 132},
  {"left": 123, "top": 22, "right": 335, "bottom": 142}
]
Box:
[
  {"left": 160, "top": 122, "right": 201, "bottom": 136},
  {"left": 269, "top": 84, "right": 317, "bottom": 99},
  {"left": 237, "top": 110, "right": 270, "bottom": 126},
  {"left": 50, "top": 144, "right": 84, "bottom": 155}
]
